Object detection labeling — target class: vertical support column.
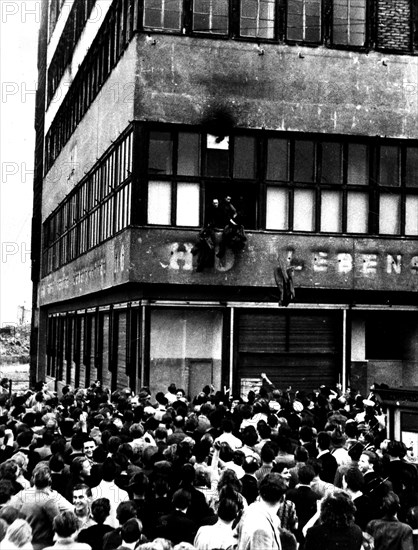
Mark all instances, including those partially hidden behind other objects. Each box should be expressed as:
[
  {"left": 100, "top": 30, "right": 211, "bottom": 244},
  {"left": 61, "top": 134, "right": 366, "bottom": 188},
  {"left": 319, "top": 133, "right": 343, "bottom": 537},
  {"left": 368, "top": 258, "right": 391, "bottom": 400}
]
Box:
[
  {"left": 229, "top": 307, "right": 235, "bottom": 392},
  {"left": 140, "top": 303, "right": 150, "bottom": 389},
  {"left": 342, "top": 309, "right": 347, "bottom": 393}
]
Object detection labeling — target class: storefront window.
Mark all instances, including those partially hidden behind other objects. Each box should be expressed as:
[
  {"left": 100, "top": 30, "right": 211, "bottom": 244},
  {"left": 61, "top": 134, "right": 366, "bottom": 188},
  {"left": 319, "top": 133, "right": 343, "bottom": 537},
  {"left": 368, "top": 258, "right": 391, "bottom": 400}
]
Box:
[{"left": 149, "top": 309, "right": 223, "bottom": 399}]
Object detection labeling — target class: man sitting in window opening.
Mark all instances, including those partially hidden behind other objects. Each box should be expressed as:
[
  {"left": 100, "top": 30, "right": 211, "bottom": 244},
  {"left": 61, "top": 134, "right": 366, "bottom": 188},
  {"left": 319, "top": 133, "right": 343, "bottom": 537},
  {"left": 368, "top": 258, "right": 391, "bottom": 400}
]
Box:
[
  {"left": 193, "top": 196, "right": 246, "bottom": 270},
  {"left": 216, "top": 195, "right": 246, "bottom": 259}
]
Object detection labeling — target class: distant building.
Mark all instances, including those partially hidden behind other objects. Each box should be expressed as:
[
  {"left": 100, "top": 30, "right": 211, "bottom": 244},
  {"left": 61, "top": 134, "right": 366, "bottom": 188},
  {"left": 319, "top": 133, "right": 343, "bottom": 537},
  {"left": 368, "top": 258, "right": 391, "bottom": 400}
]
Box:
[{"left": 32, "top": 0, "right": 418, "bottom": 408}]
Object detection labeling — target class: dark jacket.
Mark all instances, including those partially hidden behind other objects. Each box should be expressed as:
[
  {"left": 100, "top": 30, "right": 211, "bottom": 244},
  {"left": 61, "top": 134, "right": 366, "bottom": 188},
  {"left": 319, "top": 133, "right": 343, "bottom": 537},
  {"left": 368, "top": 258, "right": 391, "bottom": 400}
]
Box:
[
  {"left": 155, "top": 509, "right": 197, "bottom": 545},
  {"left": 305, "top": 522, "right": 363, "bottom": 550}
]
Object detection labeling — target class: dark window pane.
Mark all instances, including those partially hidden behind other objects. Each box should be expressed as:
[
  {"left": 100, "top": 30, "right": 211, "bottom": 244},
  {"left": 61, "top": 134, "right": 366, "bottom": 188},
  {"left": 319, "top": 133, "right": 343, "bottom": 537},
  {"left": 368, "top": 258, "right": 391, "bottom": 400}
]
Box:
[
  {"left": 178, "top": 133, "right": 200, "bottom": 176},
  {"left": 267, "top": 138, "right": 288, "bottom": 181},
  {"left": 347, "top": 143, "right": 368, "bottom": 185},
  {"left": 234, "top": 136, "right": 256, "bottom": 179},
  {"left": 149, "top": 132, "right": 173, "bottom": 175},
  {"left": 321, "top": 142, "right": 342, "bottom": 184},
  {"left": 294, "top": 140, "right": 314, "bottom": 182},
  {"left": 379, "top": 145, "right": 399, "bottom": 186},
  {"left": 406, "top": 147, "right": 418, "bottom": 187}
]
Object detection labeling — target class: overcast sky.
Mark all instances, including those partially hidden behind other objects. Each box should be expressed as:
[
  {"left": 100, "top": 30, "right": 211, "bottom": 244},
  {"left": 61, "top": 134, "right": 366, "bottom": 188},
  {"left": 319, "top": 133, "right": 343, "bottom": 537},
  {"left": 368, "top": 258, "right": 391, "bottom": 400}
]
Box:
[{"left": 0, "top": 1, "right": 40, "bottom": 325}]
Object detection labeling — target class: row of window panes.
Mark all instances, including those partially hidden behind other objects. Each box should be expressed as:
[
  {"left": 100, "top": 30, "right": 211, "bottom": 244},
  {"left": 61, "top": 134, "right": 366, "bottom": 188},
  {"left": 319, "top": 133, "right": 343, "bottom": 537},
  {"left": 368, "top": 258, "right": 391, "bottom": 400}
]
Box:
[
  {"left": 45, "top": 0, "right": 136, "bottom": 173},
  {"left": 143, "top": 0, "right": 367, "bottom": 45},
  {"left": 146, "top": 130, "right": 418, "bottom": 236},
  {"left": 48, "top": 0, "right": 66, "bottom": 38},
  {"left": 43, "top": 183, "right": 132, "bottom": 274},
  {"left": 47, "top": 309, "right": 133, "bottom": 391},
  {"left": 43, "top": 132, "right": 132, "bottom": 275},
  {"left": 48, "top": 0, "right": 96, "bottom": 103},
  {"left": 45, "top": 132, "right": 132, "bottom": 244},
  {"left": 45, "top": 0, "right": 415, "bottom": 174},
  {"left": 148, "top": 131, "right": 418, "bottom": 186}
]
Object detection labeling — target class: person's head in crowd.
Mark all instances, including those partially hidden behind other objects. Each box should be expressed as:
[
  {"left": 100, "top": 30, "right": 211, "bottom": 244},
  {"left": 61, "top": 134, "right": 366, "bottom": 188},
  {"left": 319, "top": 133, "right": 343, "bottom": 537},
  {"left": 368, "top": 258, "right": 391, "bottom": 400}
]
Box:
[
  {"left": 347, "top": 441, "right": 364, "bottom": 462},
  {"left": 50, "top": 437, "right": 67, "bottom": 456},
  {"left": 386, "top": 440, "right": 407, "bottom": 460},
  {"left": 257, "top": 420, "right": 271, "bottom": 441},
  {"left": 31, "top": 464, "right": 52, "bottom": 489},
  {"left": 129, "top": 423, "right": 144, "bottom": 440},
  {"left": 380, "top": 491, "right": 401, "bottom": 517},
  {"left": 219, "top": 418, "right": 233, "bottom": 435},
  {"left": 129, "top": 473, "right": 149, "bottom": 498},
  {"left": 344, "top": 420, "right": 358, "bottom": 440},
  {"left": 172, "top": 489, "right": 191, "bottom": 512},
  {"left": 271, "top": 462, "right": 292, "bottom": 487},
  {"left": 49, "top": 453, "right": 65, "bottom": 474},
  {"left": 118, "top": 442, "right": 135, "bottom": 462},
  {"left": 0, "top": 518, "right": 7, "bottom": 542},
  {"left": 72, "top": 484, "right": 92, "bottom": 517},
  {"left": 299, "top": 425, "right": 314, "bottom": 443},
  {"left": 0, "top": 480, "right": 13, "bottom": 506},
  {"left": 233, "top": 450, "right": 245, "bottom": 467},
  {"left": 343, "top": 468, "right": 364, "bottom": 493},
  {"left": 108, "top": 435, "right": 122, "bottom": 454},
  {"left": 16, "top": 430, "right": 33, "bottom": 450},
  {"left": 242, "top": 426, "right": 258, "bottom": 447},
  {"left": 11, "top": 452, "right": 29, "bottom": 477},
  {"left": 217, "top": 498, "right": 239, "bottom": 524},
  {"left": 52, "top": 511, "right": 79, "bottom": 540},
  {"left": 0, "top": 461, "right": 19, "bottom": 485},
  {"left": 218, "top": 469, "right": 242, "bottom": 495},
  {"left": 259, "top": 473, "right": 287, "bottom": 505},
  {"left": 145, "top": 538, "right": 173, "bottom": 550},
  {"left": 121, "top": 518, "right": 143, "bottom": 546},
  {"left": 306, "top": 458, "right": 323, "bottom": 479},
  {"left": 297, "top": 464, "right": 315, "bottom": 485},
  {"left": 82, "top": 437, "right": 97, "bottom": 460},
  {"left": 173, "top": 544, "right": 195, "bottom": 550},
  {"left": 242, "top": 455, "right": 260, "bottom": 475},
  {"left": 116, "top": 501, "right": 137, "bottom": 526},
  {"left": 294, "top": 445, "right": 309, "bottom": 464},
  {"left": 0, "top": 507, "right": 22, "bottom": 526},
  {"left": 317, "top": 431, "right": 332, "bottom": 452},
  {"left": 70, "top": 433, "right": 85, "bottom": 453},
  {"left": 219, "top": 442, "right": 234, "bottom": 463},
  {"left": 194, "top": 466, "right": 210, "bottom": 489},
  {"left": 91, "top": 498, "right": 111, "bottom": 525},
  {"left": 70, "top": 456, "right": 92, "bottom": 479},
  {"left": 359, "top": 450, "right": 378, "bottom": 475},
  {"left": 101, "top": 457, "right": 118, "bottom": 482},
  {"left": 260, "top": 443, "right": 276, "bottom": 465},
  {"left": 179, "top": 463, "right": 196, "bottom": 487},
  {"left": 276, "top": 432, "right": 293, "bottom": 454},
  {"left": 319, "top": 491, "right": 356, "bottom": 529},
  {"left": 3, "top": 518, "right": 32, "bottom": 549},
  {"left": 330, "top": 428, "right": 346, "bottom": 449},
  {"left": 154, "top": 427, "right": 168, "bottom": 444}
]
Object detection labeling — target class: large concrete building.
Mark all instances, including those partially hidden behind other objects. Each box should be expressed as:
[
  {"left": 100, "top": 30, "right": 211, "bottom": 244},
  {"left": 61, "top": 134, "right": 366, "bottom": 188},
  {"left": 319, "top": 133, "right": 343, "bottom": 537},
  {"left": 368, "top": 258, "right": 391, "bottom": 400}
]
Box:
[{"left": 32, "top": 0, "right": 418, "bottom": 424}]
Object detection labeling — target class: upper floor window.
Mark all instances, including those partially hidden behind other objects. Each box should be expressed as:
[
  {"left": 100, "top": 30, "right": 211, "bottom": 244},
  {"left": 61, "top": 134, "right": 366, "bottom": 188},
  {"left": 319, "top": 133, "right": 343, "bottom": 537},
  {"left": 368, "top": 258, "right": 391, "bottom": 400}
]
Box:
[
  {"left": 332, "top": 0, "right": 366, "bottom": 46},
  {"left": 143, "top": 0, "right": 183, "bottom": 30},
  {"left": 193, "top": 0, "right": 229, "bottom": 34},
  {"left": 287, "top": 0, "right": 321, "bottom": 42},
  {"left": 240, "top": 0, "right": 275, "bottom": 39}
]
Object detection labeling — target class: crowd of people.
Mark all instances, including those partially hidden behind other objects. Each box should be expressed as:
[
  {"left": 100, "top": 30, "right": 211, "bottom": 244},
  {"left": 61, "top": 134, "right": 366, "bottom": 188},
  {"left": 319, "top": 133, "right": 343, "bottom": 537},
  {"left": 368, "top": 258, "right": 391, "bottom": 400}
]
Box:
[{"left": 0, "top": 374, "right": 416, "bottom": 550}]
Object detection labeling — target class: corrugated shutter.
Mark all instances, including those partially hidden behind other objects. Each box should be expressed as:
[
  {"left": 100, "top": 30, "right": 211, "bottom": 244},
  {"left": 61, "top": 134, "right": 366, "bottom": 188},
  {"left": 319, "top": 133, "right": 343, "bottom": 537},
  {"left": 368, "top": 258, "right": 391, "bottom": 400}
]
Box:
[{"left": 237, "top": 310, "right": 340, "bottom": 392}]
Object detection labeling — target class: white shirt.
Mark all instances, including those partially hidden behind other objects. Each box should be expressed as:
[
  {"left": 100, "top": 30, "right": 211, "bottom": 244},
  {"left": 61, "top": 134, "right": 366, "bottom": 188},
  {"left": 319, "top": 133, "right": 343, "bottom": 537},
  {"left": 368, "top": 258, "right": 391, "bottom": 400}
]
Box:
[{"left": 91, "top": 480, "right": 129, "bottom": 528}]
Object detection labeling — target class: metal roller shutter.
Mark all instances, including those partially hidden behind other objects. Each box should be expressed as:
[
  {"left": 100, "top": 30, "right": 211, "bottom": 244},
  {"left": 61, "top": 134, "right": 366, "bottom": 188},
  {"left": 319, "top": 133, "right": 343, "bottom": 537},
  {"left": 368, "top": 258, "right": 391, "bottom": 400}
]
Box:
[{"left": 237, "top": 310, "right": 340, "bottom": 393}]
